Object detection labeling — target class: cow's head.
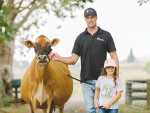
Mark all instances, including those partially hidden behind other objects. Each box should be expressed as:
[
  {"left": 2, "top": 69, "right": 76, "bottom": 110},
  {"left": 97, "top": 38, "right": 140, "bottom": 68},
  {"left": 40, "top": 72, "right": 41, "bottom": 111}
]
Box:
[{"left": 24, "top": 35, "right": 59, "bottom": 64}]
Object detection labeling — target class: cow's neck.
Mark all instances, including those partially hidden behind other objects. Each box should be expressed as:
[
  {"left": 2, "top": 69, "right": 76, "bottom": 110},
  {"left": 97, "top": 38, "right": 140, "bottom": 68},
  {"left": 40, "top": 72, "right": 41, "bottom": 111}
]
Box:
[{"left": 36, "top": 63, "right": 48, "bottom": 83}]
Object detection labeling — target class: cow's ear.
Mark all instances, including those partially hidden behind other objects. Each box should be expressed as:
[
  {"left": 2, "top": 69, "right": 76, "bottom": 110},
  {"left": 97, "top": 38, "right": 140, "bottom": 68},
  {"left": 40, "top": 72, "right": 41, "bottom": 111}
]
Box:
[
  {"left": 24, "top": 40, "right": 34, "bottom": 48},
  {"left": 51, "top": 38, "right": 60, "bottom": 47}
]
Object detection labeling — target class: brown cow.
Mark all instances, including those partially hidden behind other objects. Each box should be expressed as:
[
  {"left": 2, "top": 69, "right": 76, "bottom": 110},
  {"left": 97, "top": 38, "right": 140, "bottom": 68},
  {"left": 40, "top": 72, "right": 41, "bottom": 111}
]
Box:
[{"left": 13, "top": 35, "right": 73, "bottom": 113}]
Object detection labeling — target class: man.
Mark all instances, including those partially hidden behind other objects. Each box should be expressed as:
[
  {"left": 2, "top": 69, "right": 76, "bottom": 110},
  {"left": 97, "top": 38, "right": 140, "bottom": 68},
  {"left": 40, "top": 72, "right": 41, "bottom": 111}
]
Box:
[{"left": 49, "top": 8, "right": 119, "bottom": 113}]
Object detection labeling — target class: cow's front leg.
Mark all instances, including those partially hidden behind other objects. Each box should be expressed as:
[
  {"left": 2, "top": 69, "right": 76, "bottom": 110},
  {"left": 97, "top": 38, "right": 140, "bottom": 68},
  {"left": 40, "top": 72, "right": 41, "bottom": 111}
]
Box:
[
  {"left": 42, "top": 109, "right": 47, "bottom": 113},
  {"left": 59, "top": 105, "right": 64, "bottom": 113},
  {"left": 47, "top": 96, "right": 54, "bottom": 113},
  {"left": 30, "top": 96, "right": 37, "bottom": 113}
]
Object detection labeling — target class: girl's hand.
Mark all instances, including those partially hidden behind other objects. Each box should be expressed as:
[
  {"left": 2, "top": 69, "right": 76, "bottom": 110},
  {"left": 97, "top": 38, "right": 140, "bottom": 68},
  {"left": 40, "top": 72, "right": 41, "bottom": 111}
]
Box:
[
  {"left": 102, "top": 102, "right": 111, "bottom": 110},
  {"left": 94, "top": 100, "right": 100, "bottom": 109}
]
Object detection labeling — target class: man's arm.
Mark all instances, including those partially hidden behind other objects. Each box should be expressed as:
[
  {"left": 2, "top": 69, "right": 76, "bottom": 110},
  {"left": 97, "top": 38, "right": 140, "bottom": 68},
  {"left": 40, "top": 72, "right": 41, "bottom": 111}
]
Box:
[
  {"left": 110, "top": 51, "right": 119, "bottom": 77},
  {"left": 49, "top": 53, "right": 79, "bottom": 65}
]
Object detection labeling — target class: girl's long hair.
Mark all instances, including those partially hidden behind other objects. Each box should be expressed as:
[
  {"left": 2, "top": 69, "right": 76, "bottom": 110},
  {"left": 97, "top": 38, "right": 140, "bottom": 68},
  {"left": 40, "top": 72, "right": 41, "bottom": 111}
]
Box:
[{"left": 100, "top": 67, "right": 117, "bottom": 88}]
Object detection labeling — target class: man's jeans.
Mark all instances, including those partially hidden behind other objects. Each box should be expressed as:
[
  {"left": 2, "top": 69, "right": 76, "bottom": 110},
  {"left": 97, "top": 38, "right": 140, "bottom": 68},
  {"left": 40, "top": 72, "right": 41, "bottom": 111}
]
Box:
[
  {"left": 82, "top": 80, "right": 97, "bottom": 113},
  {"left": 99, "top": 108, "right": 118, "bottom": 113}
]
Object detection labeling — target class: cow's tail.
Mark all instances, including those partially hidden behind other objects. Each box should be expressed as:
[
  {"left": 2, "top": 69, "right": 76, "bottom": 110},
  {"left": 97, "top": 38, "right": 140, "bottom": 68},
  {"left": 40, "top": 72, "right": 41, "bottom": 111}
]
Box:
[{"left": 8, "top": 98, "right": 26, "bottom": 105}]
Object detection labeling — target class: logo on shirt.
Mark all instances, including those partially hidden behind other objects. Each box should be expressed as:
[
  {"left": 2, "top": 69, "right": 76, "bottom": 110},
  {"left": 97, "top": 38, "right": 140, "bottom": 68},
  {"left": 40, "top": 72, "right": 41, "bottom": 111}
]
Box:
[
  {"left": 101, "top": 84, "right": 112, "bottom": 98},
  {"left": 97, "top": 37, "right": 104, "bottom": 41}
]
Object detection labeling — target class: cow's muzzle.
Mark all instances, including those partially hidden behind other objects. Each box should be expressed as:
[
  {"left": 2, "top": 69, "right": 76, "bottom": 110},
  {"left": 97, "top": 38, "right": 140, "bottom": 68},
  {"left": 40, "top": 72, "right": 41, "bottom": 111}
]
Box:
[{"left": 37, "top": 55, "right": 49, "bottom": 63}]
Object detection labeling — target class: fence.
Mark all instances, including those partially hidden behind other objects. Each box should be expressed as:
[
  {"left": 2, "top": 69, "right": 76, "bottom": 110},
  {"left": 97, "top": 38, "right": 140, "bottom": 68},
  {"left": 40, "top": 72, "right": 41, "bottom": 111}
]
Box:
[{"left": 126, "top": 79, "right": 150, "bottom": 108}]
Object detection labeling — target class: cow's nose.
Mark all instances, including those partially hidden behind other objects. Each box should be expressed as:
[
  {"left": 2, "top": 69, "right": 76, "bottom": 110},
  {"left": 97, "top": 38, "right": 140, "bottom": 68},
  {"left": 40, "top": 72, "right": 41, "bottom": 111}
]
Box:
[
  {"left": 37, "top": 55, "right": 49, "bottom": 63},
  {"left": 38, "top": 55, "right": 46, "bottom": 60}
]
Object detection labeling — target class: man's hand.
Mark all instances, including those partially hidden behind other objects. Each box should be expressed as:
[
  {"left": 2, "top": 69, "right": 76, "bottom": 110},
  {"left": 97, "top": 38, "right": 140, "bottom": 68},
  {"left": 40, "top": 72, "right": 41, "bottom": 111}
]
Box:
[
  {"left": 102, "top": 102, "right": 111, "bottom": 110},
  {"left": 48, "top": 52, "right": 60, "bottom": 61},
  {"left": 49, "top": 53, "right": 79, "bottom": 65},
  {"left": 94, "top": 99, "right": 100, "bottom": 109}
]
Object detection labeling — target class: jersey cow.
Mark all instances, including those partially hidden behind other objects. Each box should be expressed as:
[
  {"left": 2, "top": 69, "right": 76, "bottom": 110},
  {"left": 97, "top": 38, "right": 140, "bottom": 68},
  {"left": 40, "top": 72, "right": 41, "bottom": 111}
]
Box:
[{"left": 13, "top": 35, "right": 73, "bottom": 113}]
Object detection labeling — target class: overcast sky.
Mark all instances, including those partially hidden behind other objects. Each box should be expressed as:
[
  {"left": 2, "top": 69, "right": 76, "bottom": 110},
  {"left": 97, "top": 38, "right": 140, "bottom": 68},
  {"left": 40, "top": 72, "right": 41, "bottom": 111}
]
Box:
[{"left": 14, "top": 0, "right": 150, "bottom": 63}]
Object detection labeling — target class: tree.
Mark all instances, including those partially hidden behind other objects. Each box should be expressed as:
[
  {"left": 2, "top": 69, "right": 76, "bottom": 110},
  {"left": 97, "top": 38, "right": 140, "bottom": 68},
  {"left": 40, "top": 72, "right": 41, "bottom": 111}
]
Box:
[
  {"left": 138, "top": 0, "right": 149, "bottom": 6},
  {"left": 143, "top": 62, "right": 150, "bottom": 73},
  {"left": 0, "top": 0, "right": 3, "bottom": 9},
  {"left": 0, "top": 0, "right": 94, "bottom": 96},
  {"left": 127, "top": 48, "right": 135, "bottom": 62}
]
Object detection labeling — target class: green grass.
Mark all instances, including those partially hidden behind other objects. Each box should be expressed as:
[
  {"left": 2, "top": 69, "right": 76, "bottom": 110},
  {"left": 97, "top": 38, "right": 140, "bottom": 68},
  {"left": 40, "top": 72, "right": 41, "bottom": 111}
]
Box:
[
  {"left": 2, "top": 97, "right": 14, "bottom": 107},
  {"left": 0, "top": 104, "right": 31, "bottom": 113},
  {"left": 119, "top": 104, "right": 150, "bottom": 113},
  {"left": 1, "top": 103, "right": 150, "bottom": 113}
]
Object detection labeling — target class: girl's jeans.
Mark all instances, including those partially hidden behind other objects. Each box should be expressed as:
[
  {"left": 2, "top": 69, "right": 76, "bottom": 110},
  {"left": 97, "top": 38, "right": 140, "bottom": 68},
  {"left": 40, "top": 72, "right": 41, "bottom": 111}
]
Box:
[
  {"left": 99, "top": 108, "right": 118, "bottom": 113},
  {"left": 82, "top": 80, "right": 97, "bottom": 113}
]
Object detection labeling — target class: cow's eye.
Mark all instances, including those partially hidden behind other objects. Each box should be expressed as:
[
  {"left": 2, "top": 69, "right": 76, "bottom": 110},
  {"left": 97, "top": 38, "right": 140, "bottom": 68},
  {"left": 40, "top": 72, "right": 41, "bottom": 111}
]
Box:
[
  {"left": 34, "top": 46, "right": 37, "bottom": 50},
  {"left": 47, "top": 45, "right": 51, "bottom": 49}
]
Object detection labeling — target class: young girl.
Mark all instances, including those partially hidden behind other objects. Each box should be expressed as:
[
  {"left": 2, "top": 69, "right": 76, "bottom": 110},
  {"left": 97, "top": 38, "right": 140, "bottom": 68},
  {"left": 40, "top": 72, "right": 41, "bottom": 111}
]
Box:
[{"left": 94, "top": 59, "right": 123, "bottom": 113}]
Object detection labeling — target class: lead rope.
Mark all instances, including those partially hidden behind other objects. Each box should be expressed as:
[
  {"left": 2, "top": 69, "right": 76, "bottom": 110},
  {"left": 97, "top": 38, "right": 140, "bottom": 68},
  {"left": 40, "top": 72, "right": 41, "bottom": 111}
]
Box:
[{"left": 52, "top": 56, "right": 95, "bottom": 86}]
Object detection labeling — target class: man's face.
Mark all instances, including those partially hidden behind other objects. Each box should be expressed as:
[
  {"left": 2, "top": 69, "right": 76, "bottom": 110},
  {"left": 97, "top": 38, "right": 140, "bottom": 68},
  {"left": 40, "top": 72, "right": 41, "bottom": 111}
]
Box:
[{"left": 85, "top": 14, "right": 97, "bottom": 28}]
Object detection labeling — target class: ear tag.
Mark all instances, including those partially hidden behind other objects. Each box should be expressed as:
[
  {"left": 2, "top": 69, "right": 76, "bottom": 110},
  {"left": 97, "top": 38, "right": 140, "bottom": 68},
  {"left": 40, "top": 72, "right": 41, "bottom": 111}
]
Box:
[
  {"left": 28, "top": 44, "right": 31, "bottom": 47},
  {"left": 53, "top": 42, "right": 56, "bottom": 46}
]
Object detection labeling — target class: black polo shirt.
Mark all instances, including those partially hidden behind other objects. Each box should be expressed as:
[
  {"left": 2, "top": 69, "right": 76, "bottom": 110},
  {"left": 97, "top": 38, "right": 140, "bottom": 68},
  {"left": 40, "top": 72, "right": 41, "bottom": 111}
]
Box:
[{"left": 72, "top": 27, "right": 116, "bottom": 81}]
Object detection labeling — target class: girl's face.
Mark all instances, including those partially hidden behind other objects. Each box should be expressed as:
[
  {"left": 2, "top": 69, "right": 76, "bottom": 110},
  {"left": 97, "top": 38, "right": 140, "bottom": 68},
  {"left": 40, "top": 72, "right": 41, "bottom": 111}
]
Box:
[{"left": 105, "top": 66, "right": 115, "bottom": 75}]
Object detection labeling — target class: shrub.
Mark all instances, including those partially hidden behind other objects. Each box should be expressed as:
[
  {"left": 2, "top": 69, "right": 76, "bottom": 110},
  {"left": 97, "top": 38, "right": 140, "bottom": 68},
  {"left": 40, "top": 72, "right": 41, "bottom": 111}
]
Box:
[
  {"left": 143, "top": 62, "right": 150, "bottom": 73},
  {"left": 2, "top": 97, "right": 14, "bottom": 107},
  {"left": 0, "top": 84, "right": 14, "bottom": 107}
]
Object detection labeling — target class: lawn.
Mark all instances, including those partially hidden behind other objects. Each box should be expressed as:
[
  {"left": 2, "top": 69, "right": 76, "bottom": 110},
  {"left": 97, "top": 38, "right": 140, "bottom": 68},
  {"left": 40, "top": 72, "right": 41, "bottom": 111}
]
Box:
[
  {"left": 1, "top": 104, "right": 150, "bottom": 113},
  {"left": 119, "top": 104, "right": 150, "bottom": 113}
]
